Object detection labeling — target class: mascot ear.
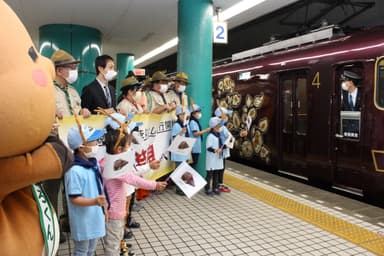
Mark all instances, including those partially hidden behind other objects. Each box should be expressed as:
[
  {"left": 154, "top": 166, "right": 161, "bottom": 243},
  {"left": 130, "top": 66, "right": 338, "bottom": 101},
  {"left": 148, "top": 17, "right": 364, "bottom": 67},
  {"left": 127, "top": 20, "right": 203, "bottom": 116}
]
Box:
[{"left": 0, "top": 1, "right": 55, "bottom": 157}]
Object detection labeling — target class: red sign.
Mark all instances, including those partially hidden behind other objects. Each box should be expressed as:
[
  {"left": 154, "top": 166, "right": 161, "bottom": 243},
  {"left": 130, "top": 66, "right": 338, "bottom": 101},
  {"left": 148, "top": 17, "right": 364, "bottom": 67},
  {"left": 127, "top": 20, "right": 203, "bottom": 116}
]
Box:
[{"left": 134, "top": 68, "right": 146, "bottom": 76}]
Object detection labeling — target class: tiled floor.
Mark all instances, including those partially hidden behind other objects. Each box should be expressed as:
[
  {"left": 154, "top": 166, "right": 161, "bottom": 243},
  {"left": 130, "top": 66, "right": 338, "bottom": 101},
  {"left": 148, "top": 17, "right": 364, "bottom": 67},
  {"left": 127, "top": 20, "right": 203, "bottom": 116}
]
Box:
[{"left": 58, "top": 160, "right": 382, "bottom": 255}]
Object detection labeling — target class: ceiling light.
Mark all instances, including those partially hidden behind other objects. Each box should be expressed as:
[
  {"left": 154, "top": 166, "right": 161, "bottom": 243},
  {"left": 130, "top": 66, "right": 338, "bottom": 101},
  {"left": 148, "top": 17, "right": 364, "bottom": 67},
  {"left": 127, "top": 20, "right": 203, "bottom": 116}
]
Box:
[{"left": 134, "top": 0, "right": 266, "bottom": 66}]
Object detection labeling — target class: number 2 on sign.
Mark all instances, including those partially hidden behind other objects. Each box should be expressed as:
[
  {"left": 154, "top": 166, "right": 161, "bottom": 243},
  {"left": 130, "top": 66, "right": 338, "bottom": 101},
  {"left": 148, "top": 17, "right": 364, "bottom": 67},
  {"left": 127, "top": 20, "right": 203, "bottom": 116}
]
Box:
[
  {"left": 312, "top": 72, "right": 320, "bottom": 88},
  {"left": 216, "top": 26, "right": 224, "bottom": 39}
]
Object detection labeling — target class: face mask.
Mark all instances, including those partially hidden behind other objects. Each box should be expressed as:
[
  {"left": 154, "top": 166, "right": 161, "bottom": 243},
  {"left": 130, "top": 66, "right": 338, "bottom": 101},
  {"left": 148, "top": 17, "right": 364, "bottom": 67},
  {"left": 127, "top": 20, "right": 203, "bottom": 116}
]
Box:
[
  {"left": 104, "top": 70, "right": 117, "bottom": 81},
  {"left": 65, "top": 69, "right": 78, "bottom": 84},
  {"left": 159, "top": 84, "right": 168, "bottom": 93},
  {"left": 177, "top": 85, "right": 186, "bottom": 93},
  {"left": 83, "top": 145, "right": 99, "bottom": 158},
  {"left": 341, "top": 82, "right": 348, "bottom": 91},
  {"left": 195, "top": 113, "right": 202, "bottom": 119},
  {"left": 222, "top": 117, "right": 228, "bottom": 124}
]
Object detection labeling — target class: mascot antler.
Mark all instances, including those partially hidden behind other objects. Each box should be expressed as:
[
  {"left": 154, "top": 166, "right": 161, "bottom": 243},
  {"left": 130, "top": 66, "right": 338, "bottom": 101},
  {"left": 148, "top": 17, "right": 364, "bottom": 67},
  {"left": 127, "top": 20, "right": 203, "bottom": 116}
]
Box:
[
  {"left": 73, "top": 109, "right": 87, "bottom": 145},
  {"left": 95, "top": 107, "right": 130, "bottom": 151}
]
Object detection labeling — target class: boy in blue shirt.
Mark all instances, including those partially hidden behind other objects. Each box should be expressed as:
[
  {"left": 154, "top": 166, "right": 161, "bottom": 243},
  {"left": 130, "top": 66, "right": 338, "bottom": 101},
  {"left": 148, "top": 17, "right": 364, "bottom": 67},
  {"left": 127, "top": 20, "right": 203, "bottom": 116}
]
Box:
[
  {"left": 205, "top": 117, "right": 226, "bottom": 196},
  {"left": 65, "top": 125, "right": 107, "bottom": 256},
  {"left": 189, "top": 104, "right": 210, "bottom": 169},
  {"left": 171, "top": 105, "right": 191, "bottom": 195}
]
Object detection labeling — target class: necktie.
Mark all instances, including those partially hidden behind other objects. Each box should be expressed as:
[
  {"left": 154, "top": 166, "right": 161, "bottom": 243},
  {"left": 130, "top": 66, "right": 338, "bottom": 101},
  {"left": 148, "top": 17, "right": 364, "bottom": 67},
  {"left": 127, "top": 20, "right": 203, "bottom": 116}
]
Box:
[
  {"left": 104, "top": 86, "right": 111, "bottom": 108},
  {"left": 349, "top": 94, "right": 354, "bottom": 110}
]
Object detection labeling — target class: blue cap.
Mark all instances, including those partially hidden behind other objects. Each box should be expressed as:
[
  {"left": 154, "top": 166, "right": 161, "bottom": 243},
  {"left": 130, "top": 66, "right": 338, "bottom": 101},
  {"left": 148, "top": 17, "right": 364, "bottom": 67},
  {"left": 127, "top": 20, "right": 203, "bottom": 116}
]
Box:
[
  {"left": 128, "top": 121, "right": 143, "bottom": 133},
  {"left": 104, "top": 113, "right": 135, "bottom": 129},
  {"left": 67, "top": 125, "right": 105, "bottom": 150},
  {"left": 176, "top": 105, "right": 186, "bottom": 116},
  {"left": 214, "top": 107, "right": 233, "bottom": 117},
  {"left": 189, "top": 104, "right": 201, "bottom": 113},
  {"left": 209, "top": 117, "right": 222, "bottom": 128}
]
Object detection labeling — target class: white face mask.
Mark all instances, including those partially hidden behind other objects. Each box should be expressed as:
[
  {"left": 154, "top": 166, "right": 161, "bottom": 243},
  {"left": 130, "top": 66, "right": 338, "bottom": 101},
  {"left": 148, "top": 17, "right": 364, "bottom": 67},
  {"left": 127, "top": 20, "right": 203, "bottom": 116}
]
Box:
[
  {"left": 65, "top": 69, "right": 78, "bottom": 84},
  {"left": 104, "top": 70, "right": 117, "bottom": 81},
  {"left": 159, "top": 83, "right": 168, "bottom": 93},
  {"left": 177, "top": 85, "right": 186, "bottom": 93},
  {"left": 83, "top": 145, "right": 99, "bottom": 158},
  {"left": 195, "top": 113, "right": 202, "bottom": 119},
  {"left": 341, "top": 82, "right": 349, "bottom": 91}
]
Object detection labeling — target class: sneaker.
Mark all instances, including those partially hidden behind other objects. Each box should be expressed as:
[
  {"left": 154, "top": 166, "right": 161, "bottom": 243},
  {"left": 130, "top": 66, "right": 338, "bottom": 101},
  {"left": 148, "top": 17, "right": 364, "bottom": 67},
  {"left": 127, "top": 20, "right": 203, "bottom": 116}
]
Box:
[
  {"left": 127, "top": 221, "right": 140, "bottom": 229},
  {"left": 123, "top": 230, "right": 133, "bottom": 239},
  {"left": 205, "top": 190, "right": 213, "bottom": 196},
  {"left": 213, "top": 189, "right": 221, "bottom": 195},
  {"left": 218, "top": 185, "right": 231, "bottom": 193}
]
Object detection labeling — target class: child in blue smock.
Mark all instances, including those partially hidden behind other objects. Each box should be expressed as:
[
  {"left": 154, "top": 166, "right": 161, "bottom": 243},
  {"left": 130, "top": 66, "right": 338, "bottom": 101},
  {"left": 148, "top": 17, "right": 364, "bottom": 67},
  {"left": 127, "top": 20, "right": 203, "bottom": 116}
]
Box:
[
  {"left": 65, "top": 125, "right": 107, "bottom": 255},
  {"left": 205, "top": 117, "right": 226, "bottom": 196},
  {"left": 171, "top": 105, "right": 191, "bottom": 195},
  {"left": 214, "top": 107, "right": 233, "bottom": 192},
  {"left": 189, "top": 104, "right": 210, "bottom": 169}
]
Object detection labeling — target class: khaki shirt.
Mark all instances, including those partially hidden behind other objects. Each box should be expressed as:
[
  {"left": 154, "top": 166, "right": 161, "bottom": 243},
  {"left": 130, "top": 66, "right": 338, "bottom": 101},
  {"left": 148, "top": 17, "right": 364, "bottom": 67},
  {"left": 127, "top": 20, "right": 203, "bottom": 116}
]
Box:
[
  {"left": 149, "top": 90, "right": 169, "bottom": 112},
  {"left": 117, "top": 98, "right": 144, "bottom": 114},
  {"left": 54, "top": 83, "right": 82, "bottom": 117},
  {"left": 166, "top": 90, "right": 188, "bottom": 108}
]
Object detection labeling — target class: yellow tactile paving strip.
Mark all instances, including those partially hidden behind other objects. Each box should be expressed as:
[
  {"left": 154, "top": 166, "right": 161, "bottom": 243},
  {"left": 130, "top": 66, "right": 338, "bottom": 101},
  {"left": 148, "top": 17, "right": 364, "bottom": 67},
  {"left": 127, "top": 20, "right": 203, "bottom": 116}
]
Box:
[{"left": 225, "top": 173, "right": 384, "bottom": 255}]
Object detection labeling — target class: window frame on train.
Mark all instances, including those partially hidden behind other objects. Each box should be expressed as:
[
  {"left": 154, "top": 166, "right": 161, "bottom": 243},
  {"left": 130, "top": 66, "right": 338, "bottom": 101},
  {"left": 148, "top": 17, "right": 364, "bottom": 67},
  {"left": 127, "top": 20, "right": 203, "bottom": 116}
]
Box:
[{"left": 374, "top": 56, "right": 384, "bottom": 110}]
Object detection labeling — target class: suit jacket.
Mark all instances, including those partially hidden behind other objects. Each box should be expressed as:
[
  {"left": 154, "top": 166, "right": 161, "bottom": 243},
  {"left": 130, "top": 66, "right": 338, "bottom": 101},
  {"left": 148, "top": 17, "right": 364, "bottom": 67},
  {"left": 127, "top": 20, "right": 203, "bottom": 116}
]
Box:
[
  {"left": 342, "top": 88, "right": 362, "bottom": 111},
  {"left": 81, "top": 79, "right": 116, "bottom": 114}
]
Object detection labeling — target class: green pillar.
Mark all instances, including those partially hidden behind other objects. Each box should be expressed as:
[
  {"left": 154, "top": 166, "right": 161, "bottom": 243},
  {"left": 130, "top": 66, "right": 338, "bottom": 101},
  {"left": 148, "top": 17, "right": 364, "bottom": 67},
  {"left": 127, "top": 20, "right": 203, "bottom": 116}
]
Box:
[
  {"left": 178, "top": 0, "right": 213, "bottom": 177},
  {"left": 39, "top": 24, "right": 101, "bottom": 94},
  {"left": 116, "top": 53, "right": 135, "bottom": 99}
]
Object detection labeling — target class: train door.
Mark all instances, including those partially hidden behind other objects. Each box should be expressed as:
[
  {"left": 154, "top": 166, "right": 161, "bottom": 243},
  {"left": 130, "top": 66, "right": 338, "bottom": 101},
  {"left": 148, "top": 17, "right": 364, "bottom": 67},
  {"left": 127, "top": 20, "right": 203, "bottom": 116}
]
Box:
[
  {"left": 332, "top": 63, "right": 364, "bottom": 195},
  {"left": 279, "top": 71, "right": 308, "bottom": 177}
]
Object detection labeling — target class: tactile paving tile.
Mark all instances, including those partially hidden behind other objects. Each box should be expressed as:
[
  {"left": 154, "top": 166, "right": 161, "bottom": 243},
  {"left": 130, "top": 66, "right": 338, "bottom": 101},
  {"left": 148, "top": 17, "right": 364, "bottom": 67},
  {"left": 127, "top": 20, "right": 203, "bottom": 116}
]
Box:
[{"left": 225, "top": 173, "right": 384, "bottom": 255}]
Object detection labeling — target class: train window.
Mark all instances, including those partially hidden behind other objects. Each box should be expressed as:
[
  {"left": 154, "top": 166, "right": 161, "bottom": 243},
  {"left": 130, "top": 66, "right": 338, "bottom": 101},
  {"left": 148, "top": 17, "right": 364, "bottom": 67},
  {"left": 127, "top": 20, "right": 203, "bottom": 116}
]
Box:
[
  {"left": 283, "top": 80, "right": 293, "bottom": 133},
  {"left": 296, "top": 78, "right": 307, "bottom": 135},
  {"left": 376, "top": 58, "right": 384, "bottom": 109}
]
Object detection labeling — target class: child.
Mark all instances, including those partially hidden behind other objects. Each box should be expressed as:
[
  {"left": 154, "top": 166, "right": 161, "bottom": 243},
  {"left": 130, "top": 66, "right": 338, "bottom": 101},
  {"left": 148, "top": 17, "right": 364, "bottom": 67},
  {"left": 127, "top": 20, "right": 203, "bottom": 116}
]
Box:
[
  {"left": 214, "top": 107, "right": 241, "bottom": 193},
  {"left": 171, "top": 105, "right": 191, "bottom": 195},
  {"left": 65, "top": 124, "right": 107, "bottom": 255},
  {"left": 102, "top": 113, "right": 167, "bottom": 256},
  {"left": 205, "top": 117, "right": 226, "bottom": 196},
  {"left": 188, "top": 104, "right": 210, "bottom": 169}
]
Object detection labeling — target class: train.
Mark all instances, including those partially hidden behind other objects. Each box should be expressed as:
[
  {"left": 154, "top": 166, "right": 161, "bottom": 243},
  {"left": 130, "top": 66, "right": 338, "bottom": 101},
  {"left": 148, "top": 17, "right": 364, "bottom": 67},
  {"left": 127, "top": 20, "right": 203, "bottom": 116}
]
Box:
[{"left": 212, "top": 25, "right": 384, "bottom": 206}]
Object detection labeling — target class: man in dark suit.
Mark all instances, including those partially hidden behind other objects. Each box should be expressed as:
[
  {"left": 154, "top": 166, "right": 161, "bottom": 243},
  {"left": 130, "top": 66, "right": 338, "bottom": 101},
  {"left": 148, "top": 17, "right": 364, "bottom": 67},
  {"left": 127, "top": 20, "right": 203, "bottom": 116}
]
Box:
[
  {"left": 81, "top": 55, "right": 117, "bottom": 114},
  {"left": 341, "top": 70, "right": 362, "bottom": 111}
]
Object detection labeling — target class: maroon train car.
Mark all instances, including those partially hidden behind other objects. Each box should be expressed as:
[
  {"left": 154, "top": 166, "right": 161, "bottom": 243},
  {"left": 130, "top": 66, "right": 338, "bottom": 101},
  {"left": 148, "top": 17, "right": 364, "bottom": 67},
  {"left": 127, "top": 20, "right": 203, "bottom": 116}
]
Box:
[{"left": 213, "top": 26, "right": 384, "bottom": 206}]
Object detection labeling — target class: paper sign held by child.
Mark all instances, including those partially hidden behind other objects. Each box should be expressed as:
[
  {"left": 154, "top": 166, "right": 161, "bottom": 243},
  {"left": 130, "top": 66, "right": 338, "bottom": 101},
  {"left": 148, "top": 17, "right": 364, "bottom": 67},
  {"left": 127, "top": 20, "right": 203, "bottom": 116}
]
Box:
[
  {"left": 168, "top": 135, "right": 196, "bottom": 156},
  {"left": 170, "top": 162, "right": 207, "bottom": 198},
  {"left": 102, "top": 150, "right": 135, "bottom": 179}
]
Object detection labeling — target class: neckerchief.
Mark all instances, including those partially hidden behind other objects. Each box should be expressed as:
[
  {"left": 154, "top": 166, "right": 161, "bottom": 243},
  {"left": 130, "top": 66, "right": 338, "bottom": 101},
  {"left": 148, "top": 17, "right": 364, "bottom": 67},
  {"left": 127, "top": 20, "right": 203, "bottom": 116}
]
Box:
[
  {"left": 150, "top": 89, "right": 167, "bottom": 104},
  {"left": 190, "top": 116, "right": 202, "bottom": 140},
  {"left": 74, "top": 155, "right": 110, "bottom": 210},
  {"left": 54, "top": 80, "right": 73, "bottom": 115},
  {"left": 210, "top": 130, "right": 224, "bottom": 148}
]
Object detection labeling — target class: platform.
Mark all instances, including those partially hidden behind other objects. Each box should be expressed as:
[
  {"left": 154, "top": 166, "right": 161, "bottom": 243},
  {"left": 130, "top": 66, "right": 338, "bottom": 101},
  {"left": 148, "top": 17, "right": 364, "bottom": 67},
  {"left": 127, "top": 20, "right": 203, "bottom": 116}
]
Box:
[{"left": 58, "top": 160, "right": 384, "bottom": 255}]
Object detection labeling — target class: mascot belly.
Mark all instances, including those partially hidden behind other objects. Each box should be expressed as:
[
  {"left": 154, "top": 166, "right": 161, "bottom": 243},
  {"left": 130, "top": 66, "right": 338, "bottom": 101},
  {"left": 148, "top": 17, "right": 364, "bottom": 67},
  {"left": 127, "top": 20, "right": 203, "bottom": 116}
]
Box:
[{"left": 0, "top": 1, "right": 73, "bottom": 255}]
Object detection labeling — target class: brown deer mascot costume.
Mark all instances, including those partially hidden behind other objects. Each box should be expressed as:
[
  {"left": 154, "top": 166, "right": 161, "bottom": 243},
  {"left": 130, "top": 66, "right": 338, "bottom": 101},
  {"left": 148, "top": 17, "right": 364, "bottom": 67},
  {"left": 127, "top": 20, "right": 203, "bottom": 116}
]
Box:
[{"left": 0, "top": 1, "right": 73, "bottom": 255}]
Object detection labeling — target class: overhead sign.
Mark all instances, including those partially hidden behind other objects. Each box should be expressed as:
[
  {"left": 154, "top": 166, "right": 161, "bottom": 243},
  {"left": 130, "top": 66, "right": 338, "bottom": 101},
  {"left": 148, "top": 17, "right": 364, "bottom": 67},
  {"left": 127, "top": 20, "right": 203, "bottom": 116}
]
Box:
[
  {"left": 134, "top": 68, "right": 146, "bottom": 76},
  {"left": 213, "top": 21, "right": 228, "bottom": 44}
]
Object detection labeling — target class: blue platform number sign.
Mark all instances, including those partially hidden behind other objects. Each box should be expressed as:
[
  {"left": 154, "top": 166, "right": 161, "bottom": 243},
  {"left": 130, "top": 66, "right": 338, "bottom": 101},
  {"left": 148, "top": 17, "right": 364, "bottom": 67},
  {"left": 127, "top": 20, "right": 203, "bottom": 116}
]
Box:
[{"left": 213, "top": 21, "right": 228, "bottom": 44}]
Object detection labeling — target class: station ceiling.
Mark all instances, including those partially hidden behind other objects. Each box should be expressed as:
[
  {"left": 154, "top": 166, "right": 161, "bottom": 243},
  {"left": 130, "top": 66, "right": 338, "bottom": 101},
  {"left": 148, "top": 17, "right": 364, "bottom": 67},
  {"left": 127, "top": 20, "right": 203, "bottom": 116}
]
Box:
[{"left": 5, "top": 0, "right": 299, "bottom": 66}]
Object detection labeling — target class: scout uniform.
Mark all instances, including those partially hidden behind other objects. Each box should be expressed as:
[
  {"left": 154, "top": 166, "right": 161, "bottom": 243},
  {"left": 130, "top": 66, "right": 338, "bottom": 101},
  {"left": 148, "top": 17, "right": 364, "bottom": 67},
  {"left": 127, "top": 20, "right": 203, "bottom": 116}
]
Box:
[
  {"left": 117, "top": 76, "right": 144, "bottom": 114},
  {"left": 149, "top": 71, "right": 171, "bottom": 112},
  {"left": 166, "top": 72, "right": 189, "bottom": 108}
]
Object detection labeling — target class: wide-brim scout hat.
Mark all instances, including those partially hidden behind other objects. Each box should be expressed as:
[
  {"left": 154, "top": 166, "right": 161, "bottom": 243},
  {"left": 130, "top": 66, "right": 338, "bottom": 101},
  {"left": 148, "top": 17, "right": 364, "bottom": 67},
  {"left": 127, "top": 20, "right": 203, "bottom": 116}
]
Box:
[
  {"left": 51, "top": 49, "right": 80, "bottom": 67},
  {"left": 151, "top": 71, "right": 169, "bottom": 83},
  {"left": 121, "top": 76, "right": 141, "bottom": 90},
  {"left": 174, "top": 72, "right": 189, "bottom": 84}
]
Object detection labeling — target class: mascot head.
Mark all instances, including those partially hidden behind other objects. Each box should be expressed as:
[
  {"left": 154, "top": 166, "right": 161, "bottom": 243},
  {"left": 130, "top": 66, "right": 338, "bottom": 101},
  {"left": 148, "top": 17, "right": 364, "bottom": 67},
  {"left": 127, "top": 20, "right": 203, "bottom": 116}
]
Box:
[{"left": 0, "top": 1, "right": 55, "bottom": 157}]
